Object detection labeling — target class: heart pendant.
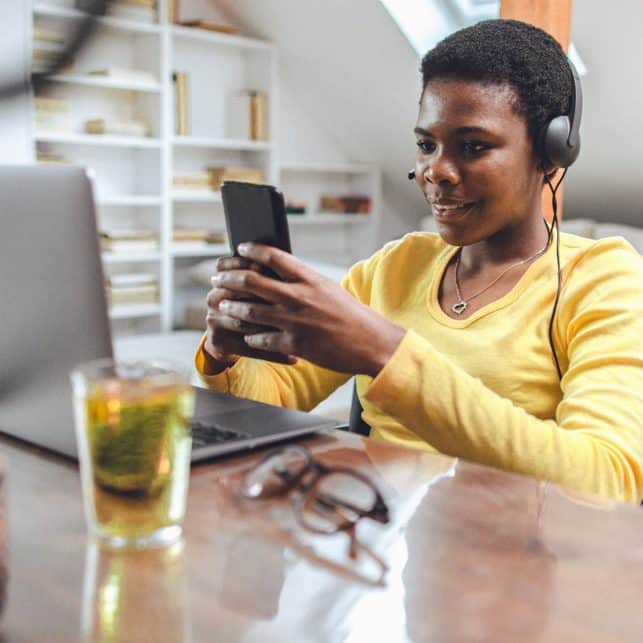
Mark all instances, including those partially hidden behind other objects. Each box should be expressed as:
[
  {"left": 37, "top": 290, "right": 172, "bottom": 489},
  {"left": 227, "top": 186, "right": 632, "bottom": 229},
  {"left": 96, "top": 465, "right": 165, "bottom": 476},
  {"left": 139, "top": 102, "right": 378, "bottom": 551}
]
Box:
[{"left": 452, "top": 301, "right": 467, "bottom": 315}]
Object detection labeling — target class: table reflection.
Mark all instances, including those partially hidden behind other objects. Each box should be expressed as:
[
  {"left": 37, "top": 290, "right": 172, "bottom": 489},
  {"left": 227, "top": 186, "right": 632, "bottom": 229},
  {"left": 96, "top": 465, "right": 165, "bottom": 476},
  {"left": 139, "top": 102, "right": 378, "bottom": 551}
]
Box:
[{"left": 81, "top": 540, "right": 190, "bottom": 643}]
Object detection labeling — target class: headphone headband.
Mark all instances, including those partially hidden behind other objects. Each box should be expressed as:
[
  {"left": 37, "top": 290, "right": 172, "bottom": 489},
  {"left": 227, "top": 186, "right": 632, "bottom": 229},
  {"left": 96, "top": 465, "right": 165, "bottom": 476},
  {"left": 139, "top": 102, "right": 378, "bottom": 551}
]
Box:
[
  {"left": 542, "top": 57, "right": 583, "bottom": 169},
  {"left": 567, "top": 59, "right": 582, "bottom": 149}
]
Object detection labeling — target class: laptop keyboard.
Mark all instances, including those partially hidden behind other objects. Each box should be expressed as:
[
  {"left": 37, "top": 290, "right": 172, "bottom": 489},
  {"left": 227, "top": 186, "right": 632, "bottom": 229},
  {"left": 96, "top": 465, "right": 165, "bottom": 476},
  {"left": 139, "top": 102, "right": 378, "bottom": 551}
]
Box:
[{"left": 189, "top": 420, "right": 251, "bottom": 449}]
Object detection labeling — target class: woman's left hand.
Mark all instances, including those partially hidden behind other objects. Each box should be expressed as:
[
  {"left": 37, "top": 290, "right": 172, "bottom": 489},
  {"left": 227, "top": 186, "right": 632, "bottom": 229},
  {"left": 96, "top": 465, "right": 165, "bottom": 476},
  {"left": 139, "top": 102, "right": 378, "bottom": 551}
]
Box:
[{"left": 211, "top": 243, "right": 406, "bottom": 377}]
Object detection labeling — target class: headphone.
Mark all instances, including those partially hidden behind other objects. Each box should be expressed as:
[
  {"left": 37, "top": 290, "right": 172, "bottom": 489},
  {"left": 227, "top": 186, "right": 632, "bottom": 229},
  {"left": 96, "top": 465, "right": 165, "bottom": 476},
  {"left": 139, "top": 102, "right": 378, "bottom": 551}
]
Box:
[{"left": 408, "top": 57, "right": 583, "bottom": 180}]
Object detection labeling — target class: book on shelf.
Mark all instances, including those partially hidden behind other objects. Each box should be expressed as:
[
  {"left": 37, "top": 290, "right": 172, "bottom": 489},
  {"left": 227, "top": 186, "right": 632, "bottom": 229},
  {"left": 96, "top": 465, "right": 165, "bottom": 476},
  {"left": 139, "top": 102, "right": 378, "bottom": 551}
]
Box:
[
  {"left": 319, "top": 195, "right": 372, "bottom": 214},
  {"left": 104, "top": 0, "right": 157, "bottom": 23},
  {"left": 33, "top": 28, "right": 66, "bottom": 45},
  {"left": 178, "top": 20, "right": 240, "bottom": 35},
  {"left": 172, "top": 71, "right": 189, "bottom": 136},
  {"left": 35, "top": 96, "right": 72, "bottom": 132},
  {"left": 106, "top": 272, "right": 157, "bottom": 288},
  {"left": 173, "top": 227, "right": 226, "bottom": 244},
  {"left": 167, "top": 0, "right": 179, "bottom": 24},
  {"left": 285, "top": 200, "right": 307, "bottom": 215},
  {"left": 36, "top": 152, "right": 70, "bottom": 165},
  {"left": 100, "top": 229, "right": 158, "bottom": 253},
  {"left": 172, "top": 172, "right": 210, "bottom": 189},
  {"left": 107, "top": 284, "right": 159, "bottom": 306},
  {"left": 87, "top": 67, "right": 158, "bottom": 85},
  {"left": 85, "top": 118, "right": 150, "bottom": 137},
  {"left": 32, "top": 48, "right": 74, "bottom": 74},
  {"left": 206, "top": 166, "right": 265, "bottom": 191},
  {"left": 249, "top": 91, "right": 268, "bottom": 141}
]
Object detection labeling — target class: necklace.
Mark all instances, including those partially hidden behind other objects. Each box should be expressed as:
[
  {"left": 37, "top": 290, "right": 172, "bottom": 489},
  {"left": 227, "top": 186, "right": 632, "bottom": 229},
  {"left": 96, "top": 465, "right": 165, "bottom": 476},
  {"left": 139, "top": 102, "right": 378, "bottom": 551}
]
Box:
[{"left": 451, "top": 238, "right": 550, "bottom": 315}]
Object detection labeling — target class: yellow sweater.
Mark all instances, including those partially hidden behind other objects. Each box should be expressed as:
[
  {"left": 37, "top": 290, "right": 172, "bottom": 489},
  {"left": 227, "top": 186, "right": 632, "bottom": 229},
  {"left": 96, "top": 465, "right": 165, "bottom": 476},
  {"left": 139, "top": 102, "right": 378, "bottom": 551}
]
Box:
[{"left": 195, "top": 231, "right": 643, "bottom": 502}]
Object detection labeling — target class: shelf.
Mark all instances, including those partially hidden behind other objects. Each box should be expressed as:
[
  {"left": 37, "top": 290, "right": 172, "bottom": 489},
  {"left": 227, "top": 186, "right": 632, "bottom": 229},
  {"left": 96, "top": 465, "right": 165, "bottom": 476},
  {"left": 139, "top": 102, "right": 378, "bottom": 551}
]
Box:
[
  {"left": 172, "top": 136, "right": 271, "bottom": 152},
  {"left": 33, "top": 4, "right": 162, "bottom": 35},
  {"left": 288, "top": 213, "right": 371, "bottom": 224},
  {"left": 171, "top": 191, "right": 222, "bottom": 203},
  {"left": 280, "top": 162, "right": 373, "bottom": 174},
  {"left": 35, "top": 132, "right": 161, "bottom": 148},
  {"left": 102, "top": 252, "right": 161, "bottom": 263},
  {"left": 171, "top": 244, "right": 229, "bottom": 258},
  {"left": 97, "top": 195, "right": 162, "bottom": 207},
  {"left": 170, "top": 24, "right": 273, "bottom": 52},
  {"left": 44, "top": 74, "right": 161, "bottom": 93},
  {"left": 109, "top": 303, "right": 162, "bottom": 319}
]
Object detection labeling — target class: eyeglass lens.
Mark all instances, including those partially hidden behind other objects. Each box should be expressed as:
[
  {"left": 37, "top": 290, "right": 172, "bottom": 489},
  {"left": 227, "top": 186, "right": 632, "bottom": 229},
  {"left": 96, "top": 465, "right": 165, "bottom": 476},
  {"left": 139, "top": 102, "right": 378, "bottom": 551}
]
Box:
[
  {"left": 298, "top": 471, "right": 378, "bottom": 534},
  {"left": 242, "top": 447, "right": 310, "bottom": 498}
]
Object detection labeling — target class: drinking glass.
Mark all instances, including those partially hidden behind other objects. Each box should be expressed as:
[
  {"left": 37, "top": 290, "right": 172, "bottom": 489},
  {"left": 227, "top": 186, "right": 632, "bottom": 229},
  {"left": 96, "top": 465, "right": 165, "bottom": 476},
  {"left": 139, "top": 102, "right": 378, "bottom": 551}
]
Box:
[{"left": 71, "top": 359, "right": 194, "bottom": 549}]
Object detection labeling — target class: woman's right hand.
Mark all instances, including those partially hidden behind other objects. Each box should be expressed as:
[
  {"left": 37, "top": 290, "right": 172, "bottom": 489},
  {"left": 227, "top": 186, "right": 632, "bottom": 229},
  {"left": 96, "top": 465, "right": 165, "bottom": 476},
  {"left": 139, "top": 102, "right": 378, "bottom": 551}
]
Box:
[{"left": 203, "top": 256, "right": 297, "bottom": 374}]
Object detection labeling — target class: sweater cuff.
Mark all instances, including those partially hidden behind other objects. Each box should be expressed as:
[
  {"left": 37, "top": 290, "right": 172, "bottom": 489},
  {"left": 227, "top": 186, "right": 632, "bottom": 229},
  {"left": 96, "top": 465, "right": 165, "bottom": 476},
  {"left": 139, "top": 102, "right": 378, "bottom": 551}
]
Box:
[{"left": 194, "top": 334, "right": 232, "bottom": 390}]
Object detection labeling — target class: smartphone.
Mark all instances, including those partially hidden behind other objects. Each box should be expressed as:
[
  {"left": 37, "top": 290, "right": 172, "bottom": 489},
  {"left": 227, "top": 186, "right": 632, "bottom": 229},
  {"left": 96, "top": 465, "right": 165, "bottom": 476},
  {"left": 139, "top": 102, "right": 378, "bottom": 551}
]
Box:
[{"left": 221, "top": 181, "right": 292, "bottom": 259}]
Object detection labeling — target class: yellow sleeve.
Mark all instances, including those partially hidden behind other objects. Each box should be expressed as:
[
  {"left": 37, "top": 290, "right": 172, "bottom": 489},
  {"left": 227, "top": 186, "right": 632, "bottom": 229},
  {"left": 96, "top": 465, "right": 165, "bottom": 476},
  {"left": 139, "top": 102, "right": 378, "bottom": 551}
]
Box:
[
  {"left": 194, "top": 334, "right": 350, "bottom": 410},
  {"left": 192, "top": 245, "right": 397, "bottom": 409},
  {"left": 364, "top": 239, "right": 643, "bottom": 503}
]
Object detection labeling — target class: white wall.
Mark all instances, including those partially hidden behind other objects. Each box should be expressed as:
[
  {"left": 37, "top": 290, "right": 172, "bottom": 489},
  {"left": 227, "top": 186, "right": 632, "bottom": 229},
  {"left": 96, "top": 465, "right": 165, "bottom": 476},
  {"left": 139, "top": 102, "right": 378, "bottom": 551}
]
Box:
[
  {"left": 565, "top": 0, "right": 643, "bottom": 225},
  {"left": 0, "top": 0, "right": 32, "bottom": 164}
]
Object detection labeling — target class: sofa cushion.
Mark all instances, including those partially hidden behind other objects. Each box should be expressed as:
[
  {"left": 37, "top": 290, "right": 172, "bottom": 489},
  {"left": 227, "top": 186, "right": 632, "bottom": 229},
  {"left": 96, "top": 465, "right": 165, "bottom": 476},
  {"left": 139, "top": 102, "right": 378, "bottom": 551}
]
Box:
[{"left": 592, "top": 223, "right": 643, "bottom": 254}]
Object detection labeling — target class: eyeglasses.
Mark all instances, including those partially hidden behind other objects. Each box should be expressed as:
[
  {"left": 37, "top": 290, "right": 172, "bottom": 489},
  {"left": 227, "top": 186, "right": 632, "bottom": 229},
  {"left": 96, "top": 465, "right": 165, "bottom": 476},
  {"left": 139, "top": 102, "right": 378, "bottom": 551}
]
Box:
[{"left": 241, "top": 445, "right": 391, "bottom": 582}]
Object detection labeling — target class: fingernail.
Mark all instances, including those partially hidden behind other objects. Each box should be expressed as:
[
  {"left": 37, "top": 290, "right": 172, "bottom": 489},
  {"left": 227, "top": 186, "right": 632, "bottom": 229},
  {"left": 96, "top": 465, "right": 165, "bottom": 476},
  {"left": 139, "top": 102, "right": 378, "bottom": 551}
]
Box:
[
  {"left": 219, "top": 300, "right": 231, "bottom": 311},
  {"left": 211, "top": 274, "right": 223, "bottom": 285},
  {"left": 237, "top": 243, "right": 250, "bottom": 256}
]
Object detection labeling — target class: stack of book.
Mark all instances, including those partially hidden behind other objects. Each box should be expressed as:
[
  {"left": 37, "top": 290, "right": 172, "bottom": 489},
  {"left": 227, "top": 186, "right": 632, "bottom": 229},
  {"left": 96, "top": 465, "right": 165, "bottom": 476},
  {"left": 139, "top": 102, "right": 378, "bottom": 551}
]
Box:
[
  {"left": 172, "top": 172, "right": 211, "bottom": 191},
  {"left": 319, "top": 195, "right": 372, "bottom": 214},
  {"left": 285, "top": 200, "right": 307, "bottom": 215},
  {"left": 100, "top": 229, "right": 158, "bottom": 253},
  {"left": 88, "top": 67, "right": 158, "bottom": 86},
  {"left": 34, "top": 97, "right": 72, "bottom": 133},
  {"left": 104, "top": 0, "right": 157, "bottom": 23},
  {"left": 36, "top": 152, "right": 70, "bottom": 165},
  {"left": 206, "top": 166, "right": 265, "bottom": 191},
  {"left": 85, "top": 118, "right": 150, "bottom": 137},
  {"left": 173, "top": 227, "right": 226, "bottom": 246},
  {"left": 106, "top": 273, "right": 159, "bottom": 306}
]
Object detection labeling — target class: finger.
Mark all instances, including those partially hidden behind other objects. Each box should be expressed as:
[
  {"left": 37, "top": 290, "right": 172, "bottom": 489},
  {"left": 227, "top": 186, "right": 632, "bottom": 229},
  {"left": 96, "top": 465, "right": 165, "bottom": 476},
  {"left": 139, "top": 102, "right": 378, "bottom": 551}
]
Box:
[
  {"left": 215, "top": 256, "right": 263, "bottom": 273},
  {"left": 211, "top": 269, "right": 296, "bottom": 306},
  {"left": 244, "top": 332, "right": 295, "bottom": 355},
  {"left": 218, "top": 300, "right": 287, "bottom": 327},
  {"left": 206, "top": 287, "right": 251, "bottom": 310},
  {"left": 211, "top": 311, "right": 274, "bottom": 335},
  {"left": 206, "top": 328, "right": 297, "bottom": 365},
  {"left": 238, "top": 243, "right": 318, "bottom": 283}
]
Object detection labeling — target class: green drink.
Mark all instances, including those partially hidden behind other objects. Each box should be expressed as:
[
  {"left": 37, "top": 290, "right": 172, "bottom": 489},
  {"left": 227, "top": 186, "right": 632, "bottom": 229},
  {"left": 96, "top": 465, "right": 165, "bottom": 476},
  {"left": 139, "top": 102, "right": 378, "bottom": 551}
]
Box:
[{"left": 72, "top": 360, "right": 194, "bottom": 549}]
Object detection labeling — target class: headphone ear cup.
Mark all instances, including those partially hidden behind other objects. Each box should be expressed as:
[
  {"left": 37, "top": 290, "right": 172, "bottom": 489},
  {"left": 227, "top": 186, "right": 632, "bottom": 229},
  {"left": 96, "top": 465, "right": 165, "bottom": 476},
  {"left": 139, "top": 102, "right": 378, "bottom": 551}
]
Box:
[{"left": 543, "top": 115, "right": 581, "bottom": 169}]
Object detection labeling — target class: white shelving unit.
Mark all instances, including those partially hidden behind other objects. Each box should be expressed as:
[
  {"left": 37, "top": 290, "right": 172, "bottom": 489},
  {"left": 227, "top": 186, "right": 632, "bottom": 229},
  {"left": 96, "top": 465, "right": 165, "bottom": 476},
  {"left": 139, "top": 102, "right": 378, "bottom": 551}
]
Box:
[
  {"left": 279, "top": 163, "right": 381, "bottom": 265},
  {"left": 28, "top": 0, "right": 381, "bottom": 336}
]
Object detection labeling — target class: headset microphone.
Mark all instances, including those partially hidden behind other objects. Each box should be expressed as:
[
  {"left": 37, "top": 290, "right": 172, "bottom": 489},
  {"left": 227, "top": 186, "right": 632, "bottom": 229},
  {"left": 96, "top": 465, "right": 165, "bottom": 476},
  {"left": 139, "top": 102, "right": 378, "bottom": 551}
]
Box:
[{"left": 407, "top": 169, "right": 416, "bottom": 180}]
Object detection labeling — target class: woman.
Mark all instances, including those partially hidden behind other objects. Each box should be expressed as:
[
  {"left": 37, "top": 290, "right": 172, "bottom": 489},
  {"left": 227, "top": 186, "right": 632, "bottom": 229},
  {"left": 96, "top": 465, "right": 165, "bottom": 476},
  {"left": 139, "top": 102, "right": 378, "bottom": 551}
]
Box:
[{"left": 195, "top": 20, "right": 643, "bottom": 502}]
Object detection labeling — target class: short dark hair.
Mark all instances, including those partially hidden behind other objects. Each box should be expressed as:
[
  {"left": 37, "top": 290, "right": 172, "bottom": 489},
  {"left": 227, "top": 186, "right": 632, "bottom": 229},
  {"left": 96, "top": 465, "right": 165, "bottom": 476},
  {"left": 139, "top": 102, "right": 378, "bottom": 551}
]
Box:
[{"left": 421, "top": 19, "right": 573, "bottom": 161}]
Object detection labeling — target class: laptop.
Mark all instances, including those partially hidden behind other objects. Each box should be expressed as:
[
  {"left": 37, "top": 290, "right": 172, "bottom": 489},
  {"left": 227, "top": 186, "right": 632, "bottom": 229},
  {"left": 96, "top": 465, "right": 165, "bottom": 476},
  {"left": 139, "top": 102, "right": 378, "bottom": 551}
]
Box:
[{"left": 0, "top": 166, "right": 336, "bottom": 461}]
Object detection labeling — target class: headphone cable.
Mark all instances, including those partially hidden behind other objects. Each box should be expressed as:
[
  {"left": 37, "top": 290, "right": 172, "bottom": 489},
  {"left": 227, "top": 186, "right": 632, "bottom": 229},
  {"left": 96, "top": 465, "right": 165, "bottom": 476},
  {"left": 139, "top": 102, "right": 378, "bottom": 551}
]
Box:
[{"left": 544, "top": 169, "right": 568, "bottom": 381}]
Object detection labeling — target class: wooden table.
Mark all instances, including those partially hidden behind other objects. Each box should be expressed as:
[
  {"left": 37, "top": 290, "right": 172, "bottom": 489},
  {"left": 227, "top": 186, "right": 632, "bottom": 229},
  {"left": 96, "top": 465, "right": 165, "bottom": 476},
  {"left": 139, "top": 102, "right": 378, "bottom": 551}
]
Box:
[{"left": 1, "top": 430, "right": 642, "bottom": 642}]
